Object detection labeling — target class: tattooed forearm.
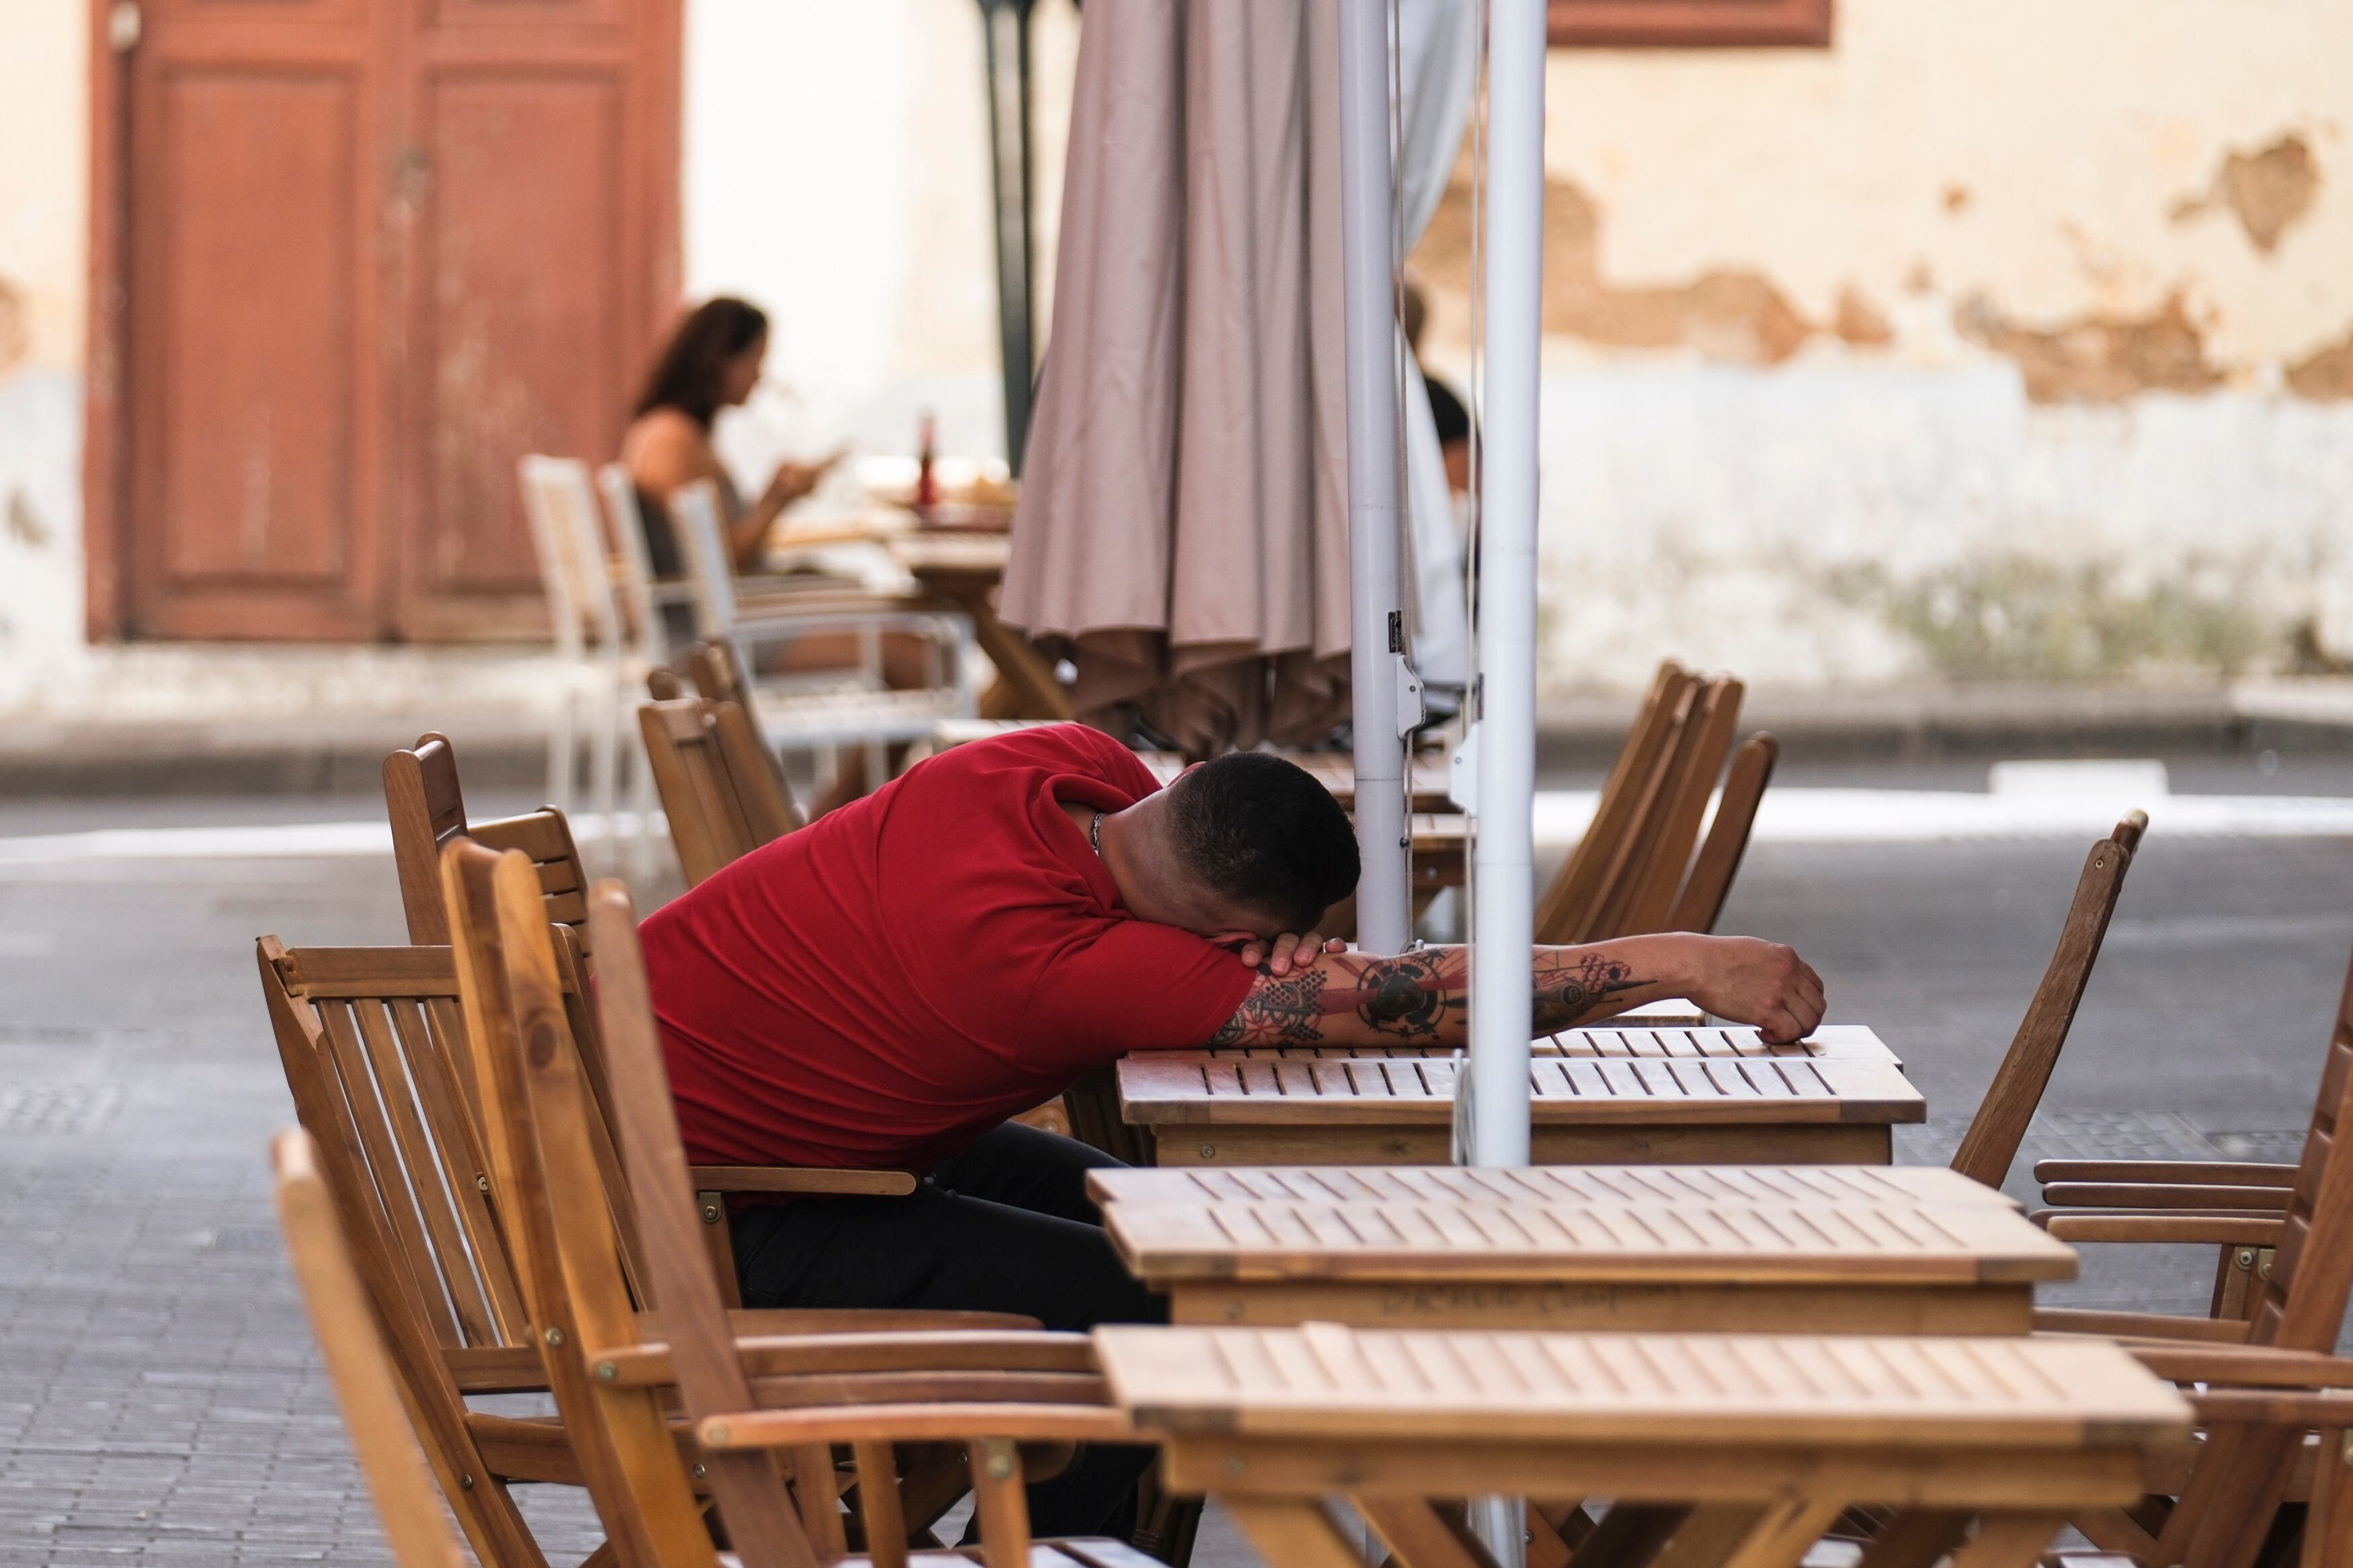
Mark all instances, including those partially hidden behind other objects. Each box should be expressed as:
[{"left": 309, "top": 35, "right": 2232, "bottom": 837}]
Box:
[
  {"left": 1204, "top": 942, "right": 1650, "bottom": 1048},
  {"left": 1531, "top": 950, "right": 1644, "bottom": 1032},
  {"left": 1207, "top": 968, "right": 1331, "bottom": 1046}
]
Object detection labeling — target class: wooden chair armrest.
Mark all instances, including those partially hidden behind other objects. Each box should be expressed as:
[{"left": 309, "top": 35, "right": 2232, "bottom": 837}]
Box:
[
  {"left": 601, "top": 1329, "right": 1094, "bottom": 1389},
  {"left": 2128, "top": 1344, "right": 2353, "bottom": 1389},
  {"left": 2032, "top": 1159, "right": 2301, "bottom": 1187},
  {"left": 2034, "top": 1308, "right": 2252, "bottom": 1344},
  {"left": 696, "top": 1402, "right": 1135, "bottom": 1449},
  {"left": 2033, "top": 1209, "right": 2287, "bottom": 1245},
  {"left": 2187, "top": 1388, "right": 2353, "bottom": 1426},
  {"left": 2040, "top": 1181, "right": 2292, "bottom": 1211},
  {"left": 689, "top": 1165, "right": 917, "bottom": 1196},
  {"left": 719, "top": 1309, "right": 1041, "bottom": 1337}
]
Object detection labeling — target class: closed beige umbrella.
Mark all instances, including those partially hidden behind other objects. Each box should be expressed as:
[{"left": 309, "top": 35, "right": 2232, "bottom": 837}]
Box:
[{"left": 1001, "top": 2, "right": 1352, "bottom": 757}]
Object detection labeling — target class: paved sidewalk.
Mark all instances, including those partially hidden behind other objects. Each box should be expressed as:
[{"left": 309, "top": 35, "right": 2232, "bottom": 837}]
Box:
[{"left": 1, "top": 807, "right": 2348, "bottom": 1562}]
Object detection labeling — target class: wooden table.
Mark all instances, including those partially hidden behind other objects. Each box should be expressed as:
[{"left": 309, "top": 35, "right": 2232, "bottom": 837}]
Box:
[
  {"left": 1116, "top": 1040, "right": 1924, "bottom": 1167},
  {"left": 1094, "top": 1323, "right": 2192, "bottom": 1568},
  {"left": 1088, "top": 1169, "right": 2071, "bottom": 1334},
  {"left": 885, "top": 532, "right": 1073, "bottom": 722}
]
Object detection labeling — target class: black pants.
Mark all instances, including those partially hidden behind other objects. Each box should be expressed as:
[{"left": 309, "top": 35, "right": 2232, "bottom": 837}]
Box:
[{"left": 729, "top": 1122, "right": 1164, "bottom": 1539}]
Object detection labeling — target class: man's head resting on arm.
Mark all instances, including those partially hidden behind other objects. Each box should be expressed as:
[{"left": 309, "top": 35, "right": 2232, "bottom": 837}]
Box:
[{"left": 1092, "top": 752, "right": 1360, "bottom": 947}]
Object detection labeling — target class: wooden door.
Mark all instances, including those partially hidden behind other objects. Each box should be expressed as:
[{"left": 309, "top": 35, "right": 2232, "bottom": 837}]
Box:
[
  {"left": 116, "top": 0, "right": 389, "bottom": 638},
  {"left": 393, "top": 0, "right": 679, "bottom": 638},
  {"left": 98, "top": 0, "right": 678, "bottom": 642}
]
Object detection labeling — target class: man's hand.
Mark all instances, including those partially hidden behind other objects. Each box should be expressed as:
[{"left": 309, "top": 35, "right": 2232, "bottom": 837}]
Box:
[
  {"left": 1673, "top": 936, "right": 1825, "bottom": 1045},
  {"left": 1232, "top": 933, "right": 1345, "bottom": 977}
]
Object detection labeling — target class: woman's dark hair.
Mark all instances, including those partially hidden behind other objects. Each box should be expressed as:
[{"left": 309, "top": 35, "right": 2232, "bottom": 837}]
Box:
[{"left": 633, "top": 298, "right": 768, "bottom": 428}]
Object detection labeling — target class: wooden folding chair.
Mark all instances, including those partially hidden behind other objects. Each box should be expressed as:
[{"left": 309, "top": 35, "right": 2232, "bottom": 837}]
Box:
[
  {"left": 274, "top": 1127, "right": 470, "bottom": 1568},
  {"left": 1662, "top": 730, "right": 1779, "bottom": 934},
  {"left": 638, "top": 695, "right": 802, "bottom": 886},
  {"left": 257, "top": 931, "right": 1024, "bottom": 1566},
  {"left": 385, "top": 733, "right": 596, "bottom": 954},
  {"left": 1532, "top": 663, "right": 1767, "bottom": 945},
  {"left": 450, "top": 841, "right": 1160, "bottom": 1568},
  {"left": 1944, "top": 811, "right": 2148, "bottom": 1190},
  {"left": 2029, "top": 917, "right": 2353, "bottom": 1566}
]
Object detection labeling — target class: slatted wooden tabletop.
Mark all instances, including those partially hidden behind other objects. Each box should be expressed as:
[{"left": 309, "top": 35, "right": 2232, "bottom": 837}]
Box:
[
  {"left": 1096, "top": 1186, "right": 2068, "bottom": 1333},
  {"left": 1180, "top": 1023, "right": 1897, "bottom": 1066},
  {"left": 1096, "top": 1325, "right": 2188, "bottom": 1566},
  {"left": 1117, "top": 1047, "right": 1923, "bottom": 1167},
  {"left": 1096, "top": 1323, "right": 2187, "bottom": 1447},
  {"left": 1086, "top": 1163, "right": 2005, "bottom": 1210}
]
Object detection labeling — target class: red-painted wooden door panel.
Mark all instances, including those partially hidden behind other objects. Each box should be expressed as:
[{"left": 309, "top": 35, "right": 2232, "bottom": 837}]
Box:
[
  {"left": 395, "top": 0, "right": 677, "bottom": 637},
  {"left": 123, "top": 0, "right": 385, "bottom": 638},
  {"left": 113, "top": 0, "right": 677, "bottom": 641}
]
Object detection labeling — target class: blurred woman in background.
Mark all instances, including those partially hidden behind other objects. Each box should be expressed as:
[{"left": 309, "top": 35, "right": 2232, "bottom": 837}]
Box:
[{"left": 622, "top": 297, "right": 834, "bottom": 577}]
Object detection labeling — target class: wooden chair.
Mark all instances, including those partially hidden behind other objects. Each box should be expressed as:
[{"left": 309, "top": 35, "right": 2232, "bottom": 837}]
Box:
[
  {"left": 256, "top": 932, "right": 1026, "bottom": 1566},
  {"left": 273, "top": 1126, "right": 470, "bottom": 1568},
  {"left": 1663, "top": 730, "right": 1779, "bottom": 933},
  {"left": 1944, "top": 810, "right": 2147, "bottom": 1190},
  {"left": 453, "top": 841, "right": 1159, "bottom": 1568},
  {"left": 638, "top": 694, "right": 802, "bottom": 887},
  {"left": 385, "top": 732, "right": 597, "bottom": 952},
  {"left": 2028, "top": 921, "right": 2353, "bottom": 1566},
  {"left": 1532, "top": 662, "right": 1769, "bottom": 945}
]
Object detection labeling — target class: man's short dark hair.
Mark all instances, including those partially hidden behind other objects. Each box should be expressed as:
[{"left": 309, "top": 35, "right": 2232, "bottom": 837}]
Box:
[{"left": 1166, "top": 753, "right": 1361, "bottom": 933}]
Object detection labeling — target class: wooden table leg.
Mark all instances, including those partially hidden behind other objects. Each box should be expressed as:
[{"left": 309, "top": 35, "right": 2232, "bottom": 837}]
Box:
[{"left": 1359, "top": 1498, "right": 1494, "bottom": 1568}]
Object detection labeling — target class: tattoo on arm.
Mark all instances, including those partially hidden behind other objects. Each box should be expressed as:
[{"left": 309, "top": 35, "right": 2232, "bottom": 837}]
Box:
[
  {"left": 1531, "top": 950, "right": 1642, "bottom": 1033},
  {"left": 1206, "top": 946, "right": 1645, "bottom": 1047}
]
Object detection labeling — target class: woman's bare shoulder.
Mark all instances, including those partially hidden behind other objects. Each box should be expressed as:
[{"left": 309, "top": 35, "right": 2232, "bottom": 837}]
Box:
[{"left": 621, "top": 409, "right": 717, "bottom": 487}]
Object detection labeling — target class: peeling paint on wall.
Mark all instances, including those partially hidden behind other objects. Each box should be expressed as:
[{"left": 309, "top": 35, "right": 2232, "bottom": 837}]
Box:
[
  {"left": 2288, "top": 325, "right": 2353, "bottom": 400},
  {"left": 0, "top": 275, "right": 28, "bottom": 376},
  {"left": 1419, "top": 175, "right": 1817, "bottom": 366},
  {"left": 2169, "top": 131, "right": 2321, "bottom": 254},
  {"left": 1955, "top": 292, "right": 2223, "bottom": 403}
]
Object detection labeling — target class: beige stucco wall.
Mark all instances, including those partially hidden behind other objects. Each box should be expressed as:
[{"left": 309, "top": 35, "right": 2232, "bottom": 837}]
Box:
[
  {"left": 0, "top": 0, "right": 90, "bottom": 703},
  {"left": 1406, "top": 0, "right": 2353, "bottom": 691},
  {"left": 0, "top": 0, "right": 87, "bottom": 377}
]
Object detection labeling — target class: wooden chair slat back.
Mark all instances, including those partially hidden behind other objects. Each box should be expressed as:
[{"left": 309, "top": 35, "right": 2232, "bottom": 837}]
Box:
[
  {"left": 1610, "top": 675, "right": 1746, "bottom": 937},
  {"left": 2247, "top": 938, "right": 2353, "bottom": 1350},
  {"left": 273, "top": 1129, "right": 470, "bottom": 1568},
  {"left": 710, "top": 698, "right": 805, "bottom": 841},
  {"left": 689, "top": 638, "right": 750, "bottom": 705},
  {"left": 1534, "top": 661, "right": 1692, "bottom": 944},
  {"left": 639, "top": 696, "right": 778, "bottom": 886},
  {"left": 1564, "top": 675, "right": 1706, "bottom": 943},
  {"left": 262, "top": 942, "right": 526, "bottom": 1350},
  {"left": 1948, "top": 817, "right": 2142, "bottom": 1188},
  {"left": 1664, "top": 732, "right": 1779, "bottom": 934},
  {"left": 385, "top": 733, "right": 592, "bottom": 956},
  {"left": 584, "top": 881, "right": 827, "bottom": 1568},
  {"left": 442, "top": 839, "right": 699, "bottom": 1568},
  {"left": 254, "top": 944, "right": 547, "bottom": 1568}
]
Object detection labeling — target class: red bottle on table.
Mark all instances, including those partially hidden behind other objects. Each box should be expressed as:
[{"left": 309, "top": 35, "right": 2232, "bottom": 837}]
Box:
[{"left": 914, "top": 410, "right": 939, "bottom": 509}]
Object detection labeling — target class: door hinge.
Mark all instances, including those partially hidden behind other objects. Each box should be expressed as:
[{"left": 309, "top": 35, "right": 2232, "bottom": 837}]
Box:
[{"left": 108, "top": 1, "right": 142, "bottom": 54}]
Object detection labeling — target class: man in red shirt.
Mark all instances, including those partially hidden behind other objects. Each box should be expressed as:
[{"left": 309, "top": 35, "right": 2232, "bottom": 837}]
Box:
[{"left": 641, "top": 723, "right": 1822, "bottom": 1532}]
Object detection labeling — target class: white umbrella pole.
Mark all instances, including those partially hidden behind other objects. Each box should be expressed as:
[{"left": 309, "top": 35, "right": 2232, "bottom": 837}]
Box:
[
  {"left": 1468, "top": 0, "right": 1546, "bottom": 1169},
  {"left": 1337, "top": 0, "right": 1413, "bottom": 956}
]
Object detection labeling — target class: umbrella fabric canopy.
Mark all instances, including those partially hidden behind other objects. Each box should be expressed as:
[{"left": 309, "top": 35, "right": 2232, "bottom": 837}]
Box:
[
  {"left": 1004, "top": 1, "right": 1347, "bottom": 756},
  {"left": 1004, "top": 1, "right": 1471, "bottom": 757}
]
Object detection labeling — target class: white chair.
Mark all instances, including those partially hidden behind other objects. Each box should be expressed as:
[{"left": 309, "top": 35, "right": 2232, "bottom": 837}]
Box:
[
  {"left": 594, "top": 462, "right": 699, "bottom": 673},
  {"left": 666, "top": 479, "right": 978, "bottom": 778},
  {"left": 517, "top": 455, "right": 653, "bottom": 878}
]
